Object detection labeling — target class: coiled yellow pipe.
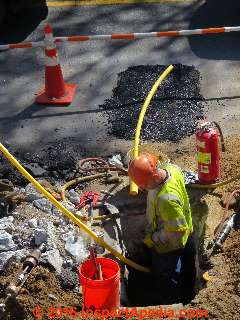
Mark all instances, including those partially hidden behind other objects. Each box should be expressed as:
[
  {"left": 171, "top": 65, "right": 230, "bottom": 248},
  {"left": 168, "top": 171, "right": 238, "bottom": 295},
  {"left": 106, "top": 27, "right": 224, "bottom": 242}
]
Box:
[
  {"left": 130, "top": 65, "right": 174, "bottom": 196},
  {"left": 61, "top": 173, "right": 107, "bottom": 201},
  {"left": 0, "top": 142, "right": 150, "bottom": 273}
]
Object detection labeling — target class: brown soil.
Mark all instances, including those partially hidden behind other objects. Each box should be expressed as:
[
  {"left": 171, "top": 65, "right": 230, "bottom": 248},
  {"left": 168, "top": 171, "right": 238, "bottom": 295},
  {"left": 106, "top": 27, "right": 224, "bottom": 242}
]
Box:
[
  {"left": 190, "top": 229, "right": 240, "bottom": 320},
  {"left": 1, "top": 134, "right": 240, "bottom": 319},
  {"left": 171, "top": 134, "right": 240, "bottom": 320},
  {"left": 0, "top": 265, "right": 81, "bottom": 320}
]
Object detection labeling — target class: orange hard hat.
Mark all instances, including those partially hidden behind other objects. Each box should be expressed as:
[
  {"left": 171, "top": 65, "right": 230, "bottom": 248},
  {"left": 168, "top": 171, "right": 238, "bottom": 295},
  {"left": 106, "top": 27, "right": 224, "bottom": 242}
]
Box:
[{"left": 128, "top": 153, "right": 158, "bottom": 189}]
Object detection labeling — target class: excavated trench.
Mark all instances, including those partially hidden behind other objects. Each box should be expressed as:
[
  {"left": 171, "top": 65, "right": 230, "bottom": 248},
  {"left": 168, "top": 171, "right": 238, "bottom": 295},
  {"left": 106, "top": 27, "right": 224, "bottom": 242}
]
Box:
[
  {"left": 125, "top": 242, "right": 196, "bottom": 307},
  {"left": 112, "top": 188, "right": 209, "bottom": 308}
]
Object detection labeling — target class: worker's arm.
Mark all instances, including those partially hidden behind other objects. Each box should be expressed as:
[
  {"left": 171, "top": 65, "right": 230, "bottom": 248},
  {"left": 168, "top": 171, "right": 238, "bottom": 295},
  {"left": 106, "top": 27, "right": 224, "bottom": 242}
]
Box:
[{"left": 152, "top": 199, "right": 189, "bottom": 250}]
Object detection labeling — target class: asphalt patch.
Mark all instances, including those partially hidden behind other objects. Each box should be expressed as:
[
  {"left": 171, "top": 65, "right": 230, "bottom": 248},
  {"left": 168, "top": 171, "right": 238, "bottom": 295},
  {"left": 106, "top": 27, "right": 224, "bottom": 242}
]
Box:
[
  {"left": 0, "top": 138, "right": 87, "bottom": 186},
  {"left": 101, "top": 64, "right": 204, "bottom": 142}
]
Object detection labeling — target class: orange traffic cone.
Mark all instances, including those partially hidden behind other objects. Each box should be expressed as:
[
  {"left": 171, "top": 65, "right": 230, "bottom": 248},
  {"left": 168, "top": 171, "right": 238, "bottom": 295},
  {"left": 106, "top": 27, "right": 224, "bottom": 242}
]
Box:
[{"left": 35, "top": 24, "right": 77, "bottom": 105}]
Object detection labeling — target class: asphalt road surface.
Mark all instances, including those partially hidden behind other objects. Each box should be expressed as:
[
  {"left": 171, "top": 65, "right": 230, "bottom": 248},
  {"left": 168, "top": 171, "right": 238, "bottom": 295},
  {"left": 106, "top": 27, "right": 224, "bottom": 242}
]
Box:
[{"left": 1, "top": 0, "right": 240, "bottom": 153}]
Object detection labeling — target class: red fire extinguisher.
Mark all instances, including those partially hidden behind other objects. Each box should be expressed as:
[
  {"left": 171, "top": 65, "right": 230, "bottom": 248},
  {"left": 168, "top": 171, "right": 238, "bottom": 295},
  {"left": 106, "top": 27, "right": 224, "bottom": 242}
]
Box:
[{"left": 196, "top": 121, "right": 225, "bottom": 184}]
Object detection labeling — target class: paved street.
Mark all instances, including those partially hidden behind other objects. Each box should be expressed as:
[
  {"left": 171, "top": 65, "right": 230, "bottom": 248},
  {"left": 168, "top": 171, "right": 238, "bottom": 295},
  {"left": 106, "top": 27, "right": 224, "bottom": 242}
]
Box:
[{"left": 1, "top": 0, "right": 240, "bottom": 152}]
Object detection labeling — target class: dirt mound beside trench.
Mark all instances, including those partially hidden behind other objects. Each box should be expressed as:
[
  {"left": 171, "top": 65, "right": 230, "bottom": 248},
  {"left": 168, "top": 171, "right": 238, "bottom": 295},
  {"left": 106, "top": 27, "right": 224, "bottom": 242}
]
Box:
[
  {"left": 0, "top": 265, "right": 81, "bottom": 320},
  {"left": 170, "top": 134, "right": 240, "bottom": 319}
]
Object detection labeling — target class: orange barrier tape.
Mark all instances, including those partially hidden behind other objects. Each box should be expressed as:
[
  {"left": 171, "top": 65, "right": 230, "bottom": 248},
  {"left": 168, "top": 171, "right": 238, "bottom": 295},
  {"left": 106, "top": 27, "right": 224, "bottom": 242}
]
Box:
[
  {"left": 157, "top": 31, "right": 180, "bottom": 37},
  {"left": 67, "top": 35, "right": 90, "bottom": 41},
  {"left": 9, "top": 42, "right": 33, "bottom": 49},
  {"left": 202, "top": 27, "right": 225, "bottom": 34},
  {"left": 111, "top": 33, "right": 135, "bottom": 40}
]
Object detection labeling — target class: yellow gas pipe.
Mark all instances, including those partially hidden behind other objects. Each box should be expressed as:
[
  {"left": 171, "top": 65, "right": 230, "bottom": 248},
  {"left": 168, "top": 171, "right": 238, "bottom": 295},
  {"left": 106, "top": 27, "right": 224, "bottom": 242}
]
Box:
[
  {"left": 130, "top": 65, "right": 174, "bottom": 196},
  {"left": 0, "top": 142, "right": 150, "bottom": 273}
]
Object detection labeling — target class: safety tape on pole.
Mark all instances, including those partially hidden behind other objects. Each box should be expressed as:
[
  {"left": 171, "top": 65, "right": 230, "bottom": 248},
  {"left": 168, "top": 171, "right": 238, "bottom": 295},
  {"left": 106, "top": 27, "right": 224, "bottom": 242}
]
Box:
[
  {"left": 0, "top": 41, "right": 45, "bottom": 50},
  {"left": 1, "top": 25, "right": 240, "bottom": 50}
]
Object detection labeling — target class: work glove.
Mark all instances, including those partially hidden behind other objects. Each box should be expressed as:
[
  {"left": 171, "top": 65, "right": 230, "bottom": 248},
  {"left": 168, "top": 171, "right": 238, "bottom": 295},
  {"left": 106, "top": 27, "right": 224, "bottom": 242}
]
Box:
[
  {"left": 143, "top": 230, "right": 169, "bottom": 248},
  {"left": 151, "top": 230, "right": 169, "bottom": 246},
  {"left": 152, "top": 229, "right": 185, "bottom": 247},
  {"left": 143, "top": 234, "right": 154, "bottom": 248}
]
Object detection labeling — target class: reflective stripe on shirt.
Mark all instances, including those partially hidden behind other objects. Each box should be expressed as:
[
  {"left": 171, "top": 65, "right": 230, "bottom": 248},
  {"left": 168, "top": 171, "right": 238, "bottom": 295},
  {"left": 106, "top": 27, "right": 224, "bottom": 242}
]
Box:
[
  {"left": 164, "top": 217, "right": 187, "bottom": 229},
  {"left": 158, "top": 193, "right": 183, "bottom": 206}
]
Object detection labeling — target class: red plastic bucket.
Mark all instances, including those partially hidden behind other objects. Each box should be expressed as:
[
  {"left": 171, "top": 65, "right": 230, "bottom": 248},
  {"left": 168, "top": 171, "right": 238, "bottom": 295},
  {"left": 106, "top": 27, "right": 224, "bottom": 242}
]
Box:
[{"left": 79, "top": 257, "right": 120, "bottom": 310}]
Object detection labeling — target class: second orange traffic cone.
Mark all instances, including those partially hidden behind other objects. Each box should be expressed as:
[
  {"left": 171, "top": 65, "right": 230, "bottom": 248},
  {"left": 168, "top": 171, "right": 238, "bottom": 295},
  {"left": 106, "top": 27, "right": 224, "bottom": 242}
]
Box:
[{"left": 35, "top": 24, "right": 77, "bottom": 105}]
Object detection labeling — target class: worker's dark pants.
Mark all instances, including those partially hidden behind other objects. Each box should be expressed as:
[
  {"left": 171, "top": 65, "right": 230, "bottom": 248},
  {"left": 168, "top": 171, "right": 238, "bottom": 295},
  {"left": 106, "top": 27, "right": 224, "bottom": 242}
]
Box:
[{"left": 150, "top": 235, "right": 196, "bottom": 304}]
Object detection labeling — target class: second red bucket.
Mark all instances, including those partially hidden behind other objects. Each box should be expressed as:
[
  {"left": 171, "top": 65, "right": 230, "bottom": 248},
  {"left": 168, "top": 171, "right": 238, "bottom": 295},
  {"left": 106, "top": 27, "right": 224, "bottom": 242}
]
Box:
[{"left": 79, "top": 257, "right": 120, "bottom": 310}]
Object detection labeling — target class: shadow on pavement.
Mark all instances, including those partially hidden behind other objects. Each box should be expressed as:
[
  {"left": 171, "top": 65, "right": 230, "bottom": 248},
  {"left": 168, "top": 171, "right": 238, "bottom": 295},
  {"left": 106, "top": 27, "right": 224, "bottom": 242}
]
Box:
[
  {"left": 0, "top": 0, "right": 48, "bottom": 44},
  {"left": 189, "top": 0, "right": 240, "bottom": 60}
]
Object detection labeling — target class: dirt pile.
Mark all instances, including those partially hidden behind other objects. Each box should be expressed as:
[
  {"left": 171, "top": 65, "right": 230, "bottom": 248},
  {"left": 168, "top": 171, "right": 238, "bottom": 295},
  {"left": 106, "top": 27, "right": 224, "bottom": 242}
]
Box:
[
  {"left": 0, "top": 265, "right": 81, "bottom": 320},
  {"left": 190, "top": 229, "right": 240, "bottom": 320},
  {"left": 170, "top": 135, "right": 240, "bottom": 319}
]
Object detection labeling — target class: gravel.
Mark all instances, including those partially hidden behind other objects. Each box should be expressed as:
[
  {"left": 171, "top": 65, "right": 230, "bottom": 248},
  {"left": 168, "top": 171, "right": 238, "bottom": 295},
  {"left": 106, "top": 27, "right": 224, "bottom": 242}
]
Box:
[{"left": 101, "top": 64, "right": 204, "bottom": 142}]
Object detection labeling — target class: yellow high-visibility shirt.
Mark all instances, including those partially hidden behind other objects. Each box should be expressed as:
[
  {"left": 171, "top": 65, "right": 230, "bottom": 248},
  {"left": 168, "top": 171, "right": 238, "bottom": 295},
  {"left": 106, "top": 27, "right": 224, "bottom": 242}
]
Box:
[{"left": 144, "top": 163, "right": 193, "bottom": 254}]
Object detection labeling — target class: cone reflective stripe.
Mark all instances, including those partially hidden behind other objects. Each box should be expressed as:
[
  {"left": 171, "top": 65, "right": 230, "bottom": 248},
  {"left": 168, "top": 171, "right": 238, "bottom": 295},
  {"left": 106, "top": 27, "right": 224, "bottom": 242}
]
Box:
[
  {"left": 45, "top": 55, "right": 59, "bottom": 67},
  {"left": 35, "top": 24, "right": 77, "bottom": 105}
]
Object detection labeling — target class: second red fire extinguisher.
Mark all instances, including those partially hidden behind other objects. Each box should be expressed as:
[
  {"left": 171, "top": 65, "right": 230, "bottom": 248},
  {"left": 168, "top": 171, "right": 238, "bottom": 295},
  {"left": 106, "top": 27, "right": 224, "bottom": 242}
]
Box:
[{"left": 196, "top": 121, "right": 225, "bottom": 184}]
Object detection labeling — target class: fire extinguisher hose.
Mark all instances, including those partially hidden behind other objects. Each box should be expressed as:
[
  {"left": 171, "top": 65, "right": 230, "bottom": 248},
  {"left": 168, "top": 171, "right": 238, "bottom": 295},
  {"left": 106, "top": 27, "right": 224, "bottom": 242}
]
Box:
[
  {"left": 212, "top": 121, "right": 225, "bottom": 152},
  {"left": 188, "top": 172, "right": 240, "bottom": 189}
]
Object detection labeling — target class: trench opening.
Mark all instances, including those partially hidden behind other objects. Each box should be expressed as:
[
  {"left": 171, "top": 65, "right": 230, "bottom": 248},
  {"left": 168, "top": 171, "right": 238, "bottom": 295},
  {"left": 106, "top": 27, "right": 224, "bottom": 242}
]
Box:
[
  {"left": 112, "top": 189, "right": 208, "bottom": 308},
  {"left": 124, "top": 237, "right": 197, "bottom": 307}
]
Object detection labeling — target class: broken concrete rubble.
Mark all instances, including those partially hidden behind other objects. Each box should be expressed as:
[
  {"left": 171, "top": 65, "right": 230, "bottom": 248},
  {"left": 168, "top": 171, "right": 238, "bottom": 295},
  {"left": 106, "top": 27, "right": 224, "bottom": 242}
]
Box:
[
  {"left": 0, "top": 216, "right": 14, "bottom": 232},
  {"left": 11, "top": 211, "right": 20, "bottom": 217},
  {"left": 28, "top": 218, "right": 38, "bottom": 228},
  {"left": 53, "top": 200, "right": 77, "bottom": 215},
  {"left": 41, "top": 248, "right": 63, "bottom": 274},
  {"left": 23, "top": 163, "right": 47, "bottom": 177},
  {"left": 25, "top": 184, "right": 43, "bottom": 202},
  {"left": 33, "top": 198, "right": 53, "bottom": 214},
  {"left": 64, "top": 233, "right": 89, "bottom": 263},
  {"left": 23, "top": 163, "right": 47, "bottom": 178},
  {"left": 0, "top": 231, "right": 16, "bottom": 251},
  {"left": 33, "top": 229, "right": 49, "bottom": 246}
]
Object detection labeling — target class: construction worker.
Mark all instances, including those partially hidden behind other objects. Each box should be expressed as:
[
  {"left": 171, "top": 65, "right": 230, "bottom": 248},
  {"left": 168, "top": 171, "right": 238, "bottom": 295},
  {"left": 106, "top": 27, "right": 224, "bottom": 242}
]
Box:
[{"left": 128, "top": 153, "right": 195, "bottom": 304}]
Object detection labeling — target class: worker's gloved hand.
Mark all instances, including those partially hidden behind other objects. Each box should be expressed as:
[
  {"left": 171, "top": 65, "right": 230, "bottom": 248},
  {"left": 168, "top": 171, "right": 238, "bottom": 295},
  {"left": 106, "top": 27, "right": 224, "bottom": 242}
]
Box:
[
  {"left": 151, "top": 230, "right": 169, "bottom": 246},
  {"left": 143, "top": 234, "right": 154, "bottom": 248},
  {"left": 143, "top": 230, "right": 169, "bottom": 248},
  {"left": 152, "top": 229, "right": 185, "bottom": 247}
]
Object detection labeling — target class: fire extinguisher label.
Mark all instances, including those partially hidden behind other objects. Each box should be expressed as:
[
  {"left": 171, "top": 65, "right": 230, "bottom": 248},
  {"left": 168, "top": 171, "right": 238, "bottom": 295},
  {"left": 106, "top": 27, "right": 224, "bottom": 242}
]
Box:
[
  {"left": 200, "top": 165, "right": 209, "bottom": 173},
  {"left": 197, "top": 152, "right": 211, "bottom": 164}
]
